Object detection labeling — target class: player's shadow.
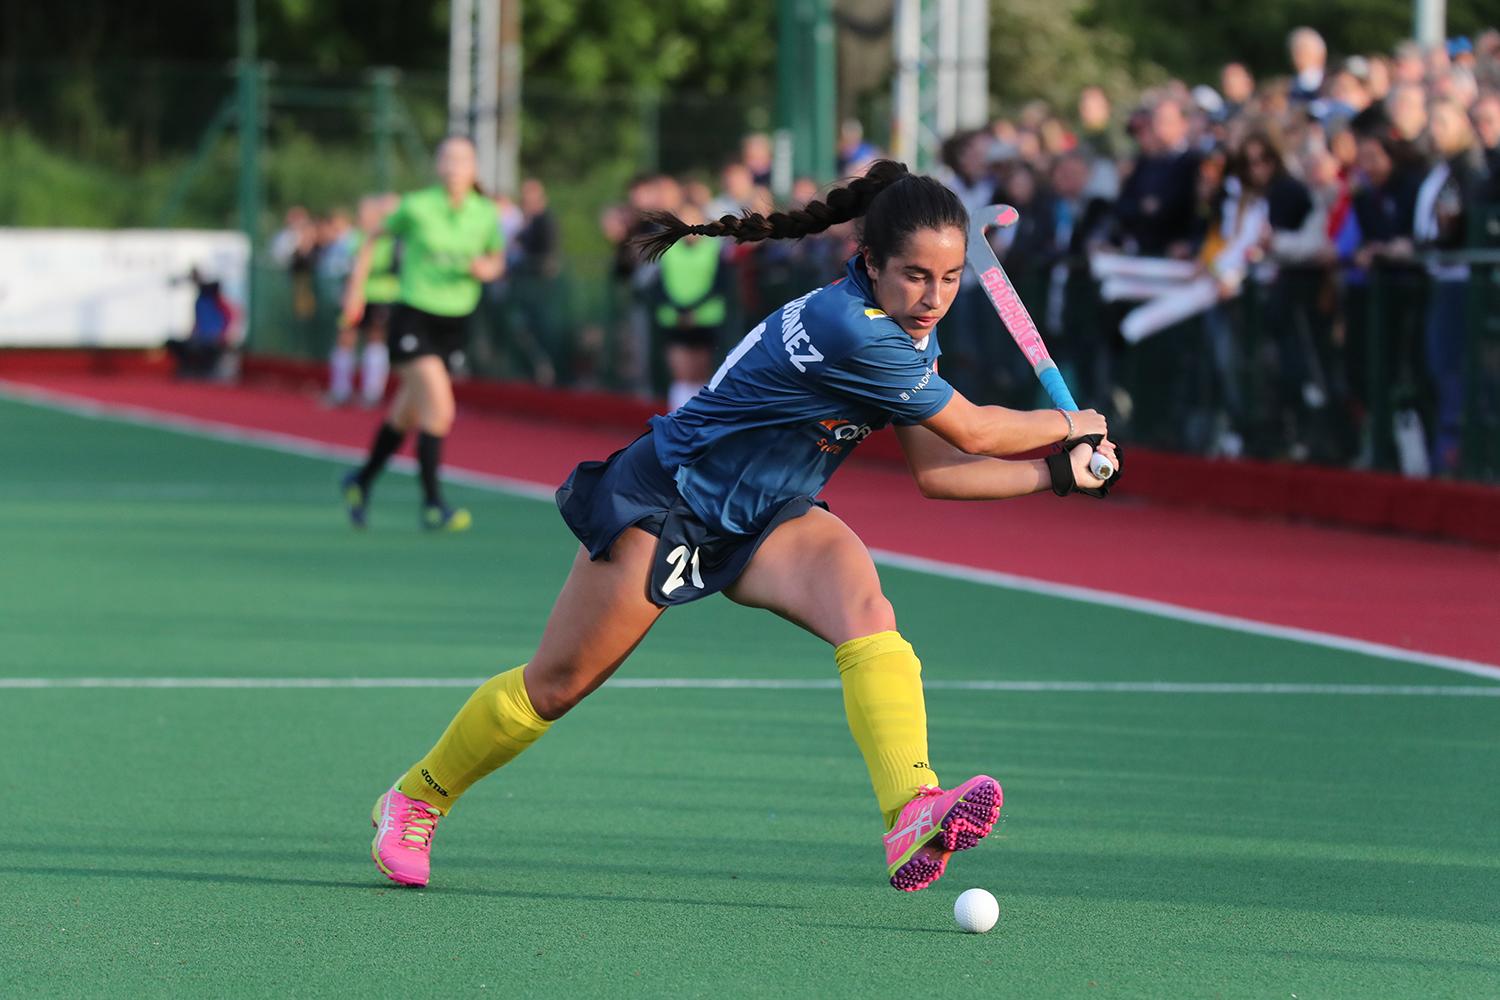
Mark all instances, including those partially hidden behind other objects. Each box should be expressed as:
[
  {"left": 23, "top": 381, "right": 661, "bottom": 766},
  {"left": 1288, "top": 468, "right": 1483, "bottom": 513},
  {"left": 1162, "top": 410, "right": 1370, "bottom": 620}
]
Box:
[{"left": 0, "top": 865, "right": 801, "bottom": 912}]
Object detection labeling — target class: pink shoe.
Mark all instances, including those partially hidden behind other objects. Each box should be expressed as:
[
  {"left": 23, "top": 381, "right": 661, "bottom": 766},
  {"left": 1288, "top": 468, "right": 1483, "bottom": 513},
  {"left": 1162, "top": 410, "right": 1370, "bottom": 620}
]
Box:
[
  {"left": 883, "top": 775, "right": 1002, "bottom": 892},
  {"left": 370, "top": 784, "right": 442, "bottom": 887}
]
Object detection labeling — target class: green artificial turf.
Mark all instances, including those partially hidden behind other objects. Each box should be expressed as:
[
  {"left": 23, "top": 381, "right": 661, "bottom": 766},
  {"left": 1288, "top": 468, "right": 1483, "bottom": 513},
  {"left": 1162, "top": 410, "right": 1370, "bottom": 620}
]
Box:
[{"left": 1, "top": 395, "right": 1497, "bottom": 998}]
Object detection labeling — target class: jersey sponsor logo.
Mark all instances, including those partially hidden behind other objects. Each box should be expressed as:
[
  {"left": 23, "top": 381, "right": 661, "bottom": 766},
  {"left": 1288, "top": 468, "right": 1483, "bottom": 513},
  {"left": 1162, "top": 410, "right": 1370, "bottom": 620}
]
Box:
[
  {"left": 814, "top": 418, "right": 872, "bottom": 454},
  {"left": 898, "top": 366, "right": 936, "bottom": 401},
  {"left": 780, "top": 290, "right": 825, "bottom": 372},
  {"left": 863, "top": 308, "right": 887, "bottom": 319}
]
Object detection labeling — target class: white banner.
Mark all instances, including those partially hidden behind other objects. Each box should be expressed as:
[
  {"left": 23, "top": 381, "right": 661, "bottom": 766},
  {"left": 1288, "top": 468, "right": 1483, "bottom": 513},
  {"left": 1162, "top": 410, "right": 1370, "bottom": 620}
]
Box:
[{"left": 0, "top": 229, "right": 249, "bottom": 348}]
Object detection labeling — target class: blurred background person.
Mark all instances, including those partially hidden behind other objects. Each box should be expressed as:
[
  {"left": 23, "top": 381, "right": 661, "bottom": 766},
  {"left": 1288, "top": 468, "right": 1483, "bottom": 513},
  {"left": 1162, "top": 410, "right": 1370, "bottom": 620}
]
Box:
[
  {"left": 837, "top": 118, "right": 879, "bottom": 174},
  {"left": 502, "top": 177, "right": 561, "bottom": 386},
  {"left": 1219, "top": 63, "right": 1256, "bottom": 120},
  {"left": 1471, "top": 88, "right": 1500, "bottom": 176},
  {"left": 327, "top": 194, "right": 398, "bottom": 407},
  {"left": 1414, "top": 97, "right": 1493, "bottom": 473},
  {"left": 651, "top": 203, "right": 728, "bottom": 411},
  {"left": 1288, "top": 27, "right": 1330, "bottom": 105},
  {"left": 1114, "top": 94, "right": 1203, "bottom": 259},
  {"left": 164, "top": 266, "right": 241, "bottom": 380},
  {"left": 741, "top": 131, "right": 774, "bottom": 187},
  {"left": 707, "top": 161, "right": 757, "bottom": 221},
  {"left": 1342, "top": 131, "right": 1423, "bottom": 464}
]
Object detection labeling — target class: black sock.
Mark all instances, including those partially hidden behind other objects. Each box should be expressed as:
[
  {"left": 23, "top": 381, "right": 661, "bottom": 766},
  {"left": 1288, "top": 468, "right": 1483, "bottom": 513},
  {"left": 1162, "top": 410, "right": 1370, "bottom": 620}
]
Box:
[
  {"left": 356, "top": 423, "right": 405, "bottom": 491},
  {"left": 417, "top": 431, "right": 445, "bottom": 508}
]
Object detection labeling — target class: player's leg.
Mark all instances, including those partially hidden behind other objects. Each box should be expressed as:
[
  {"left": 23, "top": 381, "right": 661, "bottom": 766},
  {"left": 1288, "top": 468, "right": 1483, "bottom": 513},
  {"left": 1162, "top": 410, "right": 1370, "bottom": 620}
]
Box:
[
  {"left": 404, "top": 355, "right": 466, "bottom": 530},
  {"left": 342, "top": 362, "right": 417, "bottom": 526},
  {"left": 327, "top": 324, "right": 358, "bottom": 405},
  {"left": 725, "top": 507, "right": 1000, "bottom": 891},
  {"left": 374, "top": 527, "right": 663, "bottom": 884},
  {"left": 359, "top": 317, "right": 390, "bottom": 407},
  {"left": 401, "top": 526, "right": 663, "bottom": 804},
  {"left": 726, "top": 507, "right": 924, "bottom": 815}
]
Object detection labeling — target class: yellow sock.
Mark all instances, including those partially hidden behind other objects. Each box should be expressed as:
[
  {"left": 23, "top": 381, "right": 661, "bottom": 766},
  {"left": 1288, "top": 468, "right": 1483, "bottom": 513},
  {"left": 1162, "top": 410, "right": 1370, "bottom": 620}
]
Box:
[
  {"left": 398, "top": 665, "right": 551, "bottom": 813},
  {"left": 835, "top": 631, "right": 939, "bottom": 829}
]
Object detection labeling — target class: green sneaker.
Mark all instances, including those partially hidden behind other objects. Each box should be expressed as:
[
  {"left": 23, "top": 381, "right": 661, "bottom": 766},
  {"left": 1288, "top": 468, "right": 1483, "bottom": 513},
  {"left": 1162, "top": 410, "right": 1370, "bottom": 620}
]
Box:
[{"left": 422, "top": 504, "right": 472, "bottom": 532}]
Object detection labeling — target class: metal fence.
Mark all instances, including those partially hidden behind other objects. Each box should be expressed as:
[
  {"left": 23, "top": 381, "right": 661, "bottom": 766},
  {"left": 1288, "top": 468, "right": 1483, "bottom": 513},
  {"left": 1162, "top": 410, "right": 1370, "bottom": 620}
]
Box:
[{"left": 249, "top": 230, "right": 1500, "bottom": 484}]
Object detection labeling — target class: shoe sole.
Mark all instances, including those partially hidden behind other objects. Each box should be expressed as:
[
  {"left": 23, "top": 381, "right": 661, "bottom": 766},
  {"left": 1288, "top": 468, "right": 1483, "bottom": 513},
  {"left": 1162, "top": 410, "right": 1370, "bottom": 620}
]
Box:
[
  {"left": 370, "top": 793, "right": 429, "bottom": 887},
  {"left": 889, "top": 777, "right": 1002, "bottom": 892}
]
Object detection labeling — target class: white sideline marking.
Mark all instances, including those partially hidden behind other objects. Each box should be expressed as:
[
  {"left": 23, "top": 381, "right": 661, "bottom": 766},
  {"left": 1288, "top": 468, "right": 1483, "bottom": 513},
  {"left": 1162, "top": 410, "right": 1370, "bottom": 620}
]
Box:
[
  {"left": 3, "top": 378, "right": 1499, "bottom": 682},
  {"left": 867, "top": 550, "right": 1500, "bottom": 680},
  {"left": 1, "top": 676, "right": 1499, "bottom": 696}
]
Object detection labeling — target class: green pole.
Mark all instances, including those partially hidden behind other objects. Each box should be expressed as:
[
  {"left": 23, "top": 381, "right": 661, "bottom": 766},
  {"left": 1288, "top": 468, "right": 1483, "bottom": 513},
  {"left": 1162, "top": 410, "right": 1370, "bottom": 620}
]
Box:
[
  {"left": 776, "top": 0, "right": 836, "bottom": 189},
  {"left": 371, "top": 67, "right": 397, "bottom": 193},
  {"left": 237, "top": 0, "right": 262, "bottom": 346},
  {"left": 775, "top": 0, "right": 803, "bottom": 192},
  {"left": 809, "top": 0, "right": 836, "bottom": 180}
]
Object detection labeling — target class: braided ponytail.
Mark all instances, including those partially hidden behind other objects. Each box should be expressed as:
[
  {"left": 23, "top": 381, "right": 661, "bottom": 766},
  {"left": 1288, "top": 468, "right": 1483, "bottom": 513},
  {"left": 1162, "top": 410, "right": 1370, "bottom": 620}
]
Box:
[{"left": 633, "top": 159, "right": 913, "bottom": 263}]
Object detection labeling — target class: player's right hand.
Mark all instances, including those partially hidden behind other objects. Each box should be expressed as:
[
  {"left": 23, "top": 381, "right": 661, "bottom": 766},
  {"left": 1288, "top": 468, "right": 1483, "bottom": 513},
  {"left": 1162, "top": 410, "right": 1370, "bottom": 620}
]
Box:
[
  {"left": 1071, "top": 409, "right": 1107, "bottom": 439},
  {"left": 341, "top": 300, "right": 364, "bottom": 329},
  {"left": 1071, "top": 437, "right": 1120, "bottom": 488}
]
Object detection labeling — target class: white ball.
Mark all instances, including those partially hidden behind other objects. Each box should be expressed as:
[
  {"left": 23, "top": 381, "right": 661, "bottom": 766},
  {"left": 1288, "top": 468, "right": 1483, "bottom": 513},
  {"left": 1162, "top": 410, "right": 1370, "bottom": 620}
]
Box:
[{"left": 953, "top": 887, "right": 999, "bottom": 933}]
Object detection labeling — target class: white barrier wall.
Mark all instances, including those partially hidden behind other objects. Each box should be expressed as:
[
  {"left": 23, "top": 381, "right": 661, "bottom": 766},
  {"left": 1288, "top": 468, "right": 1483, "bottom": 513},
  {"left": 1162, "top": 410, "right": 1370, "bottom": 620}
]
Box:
[{"left": 0, "top": 229, "right": 250, "bottom": 347}]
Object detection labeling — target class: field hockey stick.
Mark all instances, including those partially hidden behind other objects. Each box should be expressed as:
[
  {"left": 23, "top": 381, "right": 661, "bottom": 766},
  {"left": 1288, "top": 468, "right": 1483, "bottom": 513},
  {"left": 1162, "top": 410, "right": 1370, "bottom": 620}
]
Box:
[{"left": 965, "top": 204, "right": 1115, "bottom": 481}]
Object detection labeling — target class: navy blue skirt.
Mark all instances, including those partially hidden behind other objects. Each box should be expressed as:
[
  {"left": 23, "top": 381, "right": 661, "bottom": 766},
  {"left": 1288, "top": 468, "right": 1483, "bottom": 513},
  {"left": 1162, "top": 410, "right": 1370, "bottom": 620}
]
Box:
[{"left": 554, "top": 432, "right": 821, "bottom": 607}]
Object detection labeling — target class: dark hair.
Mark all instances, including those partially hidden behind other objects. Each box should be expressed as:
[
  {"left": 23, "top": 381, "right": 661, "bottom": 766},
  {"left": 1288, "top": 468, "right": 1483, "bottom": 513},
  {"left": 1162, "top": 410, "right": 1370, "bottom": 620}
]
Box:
[
  {"left": 633, "top": 159, "right": 968, "bottom": 266},
  {"left": 1235, "top": 129, "right": 1287, "bottom": 185}
]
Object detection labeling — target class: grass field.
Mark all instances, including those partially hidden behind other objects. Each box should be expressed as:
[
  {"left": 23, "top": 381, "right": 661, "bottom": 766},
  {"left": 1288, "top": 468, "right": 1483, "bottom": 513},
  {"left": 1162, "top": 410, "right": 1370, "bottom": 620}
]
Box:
[{"left": 3, "top": 393, "right": 1499, "bottom": 999}]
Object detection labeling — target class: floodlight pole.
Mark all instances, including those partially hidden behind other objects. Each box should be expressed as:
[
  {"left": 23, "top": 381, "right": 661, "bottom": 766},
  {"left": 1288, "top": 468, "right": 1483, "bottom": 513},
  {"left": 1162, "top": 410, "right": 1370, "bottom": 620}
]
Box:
[
  {"left": 892, "top": 0, "right": 988, "bottom": 172},
  {"left": 1414, "top": 0, "right": 1446, "bottom": 47},
  {"left": 450, "top": 0, "right": 519, "bottom": 197}
]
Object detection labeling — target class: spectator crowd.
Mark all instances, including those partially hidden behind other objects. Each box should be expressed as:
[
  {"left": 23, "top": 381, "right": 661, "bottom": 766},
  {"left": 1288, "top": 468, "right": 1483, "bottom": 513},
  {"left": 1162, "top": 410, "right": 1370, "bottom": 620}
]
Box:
[
  {"left": 271, "top": 27, "right": 1500, "bottom": 481},
  {"left": 602, "top": 28, "right": 1500, "bottom": 478}
]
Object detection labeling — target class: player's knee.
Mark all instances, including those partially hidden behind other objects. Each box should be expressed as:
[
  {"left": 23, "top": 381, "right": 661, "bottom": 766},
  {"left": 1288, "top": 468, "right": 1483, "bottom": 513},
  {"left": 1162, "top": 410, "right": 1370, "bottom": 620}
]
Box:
[
  {"left": 846, "top": 590, "right": 897, "bottom": 639},
  {"left": 525, "top": 669, "right": 587, "bottom": 721}
]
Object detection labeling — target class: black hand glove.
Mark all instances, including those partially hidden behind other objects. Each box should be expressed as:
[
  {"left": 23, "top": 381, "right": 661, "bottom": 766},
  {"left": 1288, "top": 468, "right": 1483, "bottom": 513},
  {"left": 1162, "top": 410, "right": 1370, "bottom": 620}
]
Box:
[{"left": 1045, "top": 433, "right": 1122, "bottom": 498}]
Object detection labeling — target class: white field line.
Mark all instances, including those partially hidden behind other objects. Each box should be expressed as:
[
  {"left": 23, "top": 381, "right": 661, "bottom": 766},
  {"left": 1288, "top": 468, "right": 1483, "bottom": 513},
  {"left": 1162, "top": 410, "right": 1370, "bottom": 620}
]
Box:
[
  {"left": 3, "top": 378, "right": 1499, "bottom": 683},
  {"left": 1, "top": 676, "right": 1499, "bottom": 696}
]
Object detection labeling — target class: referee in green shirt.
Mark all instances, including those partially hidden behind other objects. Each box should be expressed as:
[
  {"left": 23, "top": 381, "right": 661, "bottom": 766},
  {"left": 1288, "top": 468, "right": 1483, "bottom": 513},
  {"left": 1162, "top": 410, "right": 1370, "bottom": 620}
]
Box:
[{"left": 340, "top": 136, "right": 504, "bottom": 532}]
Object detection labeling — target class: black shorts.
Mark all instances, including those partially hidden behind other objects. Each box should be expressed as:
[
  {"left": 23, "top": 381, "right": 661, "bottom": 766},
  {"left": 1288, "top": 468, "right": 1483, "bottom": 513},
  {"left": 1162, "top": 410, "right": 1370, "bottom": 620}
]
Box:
[
  {"left": 388, "top": 304, "right": 471, "bottom": 369},
  {"left": 663, "top": 326, "right": 717, "bottom": 349},
  {"left": 555, "top": 432, "right": 823, "bottom": 607},
  {"left": 357, "top": 302, "right": 394, "bottom": 337}
]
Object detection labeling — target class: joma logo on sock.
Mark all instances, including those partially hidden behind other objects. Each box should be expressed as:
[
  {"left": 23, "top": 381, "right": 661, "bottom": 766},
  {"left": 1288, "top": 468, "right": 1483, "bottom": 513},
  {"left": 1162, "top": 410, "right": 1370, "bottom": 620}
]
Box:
[{"left": 420, "top": 769, "right": 450, "bottom": 797}]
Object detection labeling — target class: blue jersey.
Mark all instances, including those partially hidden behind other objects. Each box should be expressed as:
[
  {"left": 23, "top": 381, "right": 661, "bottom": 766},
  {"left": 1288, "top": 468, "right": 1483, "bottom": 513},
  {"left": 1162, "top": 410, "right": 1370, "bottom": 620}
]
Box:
[{"left": 650, "top": 255, "right": 955, "bottom": 535}]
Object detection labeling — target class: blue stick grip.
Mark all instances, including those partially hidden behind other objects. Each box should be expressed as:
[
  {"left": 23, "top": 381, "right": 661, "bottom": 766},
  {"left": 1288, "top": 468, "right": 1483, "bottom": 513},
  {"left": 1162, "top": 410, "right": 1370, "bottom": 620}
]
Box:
[{"left": 1037, "top": 365, "right": 1078, "bottom": 412}]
